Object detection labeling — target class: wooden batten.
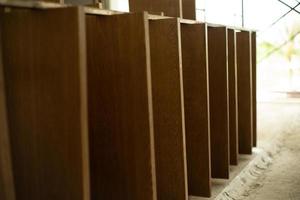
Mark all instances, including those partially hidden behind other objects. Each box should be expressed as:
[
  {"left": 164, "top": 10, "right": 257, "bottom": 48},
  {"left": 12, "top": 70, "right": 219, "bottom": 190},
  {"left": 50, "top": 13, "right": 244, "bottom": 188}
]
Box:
[
  {"left": 207, "top": 25, "right": 230, "bottom": 179},
  {"left": 227, "top": 28, "right": 239, "bottom": 165},
  {"left": 0, "top": 6, "right": 90, "bottom": 200},
  {"left": 251, "top": 31, "right": 257, "bottom": 147},
  {"left": 236, "top": 30, "right": 253, "bottom": 154},
  {"left": 85, "top": 11, "right": 157, "bottom": 200},
  {"left": 180, "top": 22, "right": 211, "bottom": 197},
  {"left": 0, "top": 19, "right": 15, "bottom": 200},
  {"left": 148, "top": 17, "right": 188, "bottom": 200},
  {"left": 129, "top": 0, "right": 182, "bottom": 18}
]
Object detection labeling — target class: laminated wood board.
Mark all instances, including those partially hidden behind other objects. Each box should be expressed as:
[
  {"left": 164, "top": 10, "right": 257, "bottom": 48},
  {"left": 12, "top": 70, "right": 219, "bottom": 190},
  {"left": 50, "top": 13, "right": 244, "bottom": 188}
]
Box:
[
  {"left": 251, "top": 31, "right": 257, "bottom": 147},
  {"left": 129, "top": 0, "right": 182, "bottom": 17},
  {"left": 207, "top": 25, "right": 230, "bottom": 179},
  {"left": 236, "top": 30, "right": 253, "bottom": 154},
  {"left": 0, "top": 6, "right": 90, "bottom": 200},
  {"left": 227, "top": 28, "right": 239, "bottom": 165},
  {"left": 0, "top": 22, "right": 15, "bottom": 200},
  {"left": 149, "top": 17, "right": 188, "bottom": 200},
  {"left": 85, "top": 12, "right": 157, "bottom": 200},
  {"left": 180, "top": 22, "right": 211, "bottom": 197},
  {"left": 182, "top": 0, "right": 196, "bottom": 19},
  {"left": 43, "top": 0, "right": 62, "bottom": 3}
]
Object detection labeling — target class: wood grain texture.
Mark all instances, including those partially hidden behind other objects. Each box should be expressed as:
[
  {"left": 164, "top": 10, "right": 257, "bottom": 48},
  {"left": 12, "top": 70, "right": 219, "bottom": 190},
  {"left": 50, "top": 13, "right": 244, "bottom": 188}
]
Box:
[
  {"left": 227, "top": 29, "right": 239, "bottom": 165},
  {"left": 181, "top": 23, "right": 211, "bottom": 197},
  {"left": 149, "top": 18, "right": 188, "bottom": 200},
  {"left": 236, "top": 31, "right": 253, "bottom": 154},
  {"left": 182, "top": 0, "right": 195, "bottom": 19},
  {"left": 0, "top": 6, "right": 90, "bottom": 200},
  {"left": 86, "top": 12, "right": 157, "bottom": 200},
  {"left": 42, "top": 0, "right": 62, "bottom": 3},
  {"left": 251, "top": 32, "right": 257, "bottom": 147},
  {"left": 207, "top": 26, "right": 230, "bottom": 179},
  {"left": 38, "top": 0, "right": 61, "bottom": 2},
  {"left": 129, "top": 0, "right": 182, "bottom": 17},
  {"left": 0, "top": 22, "right": 16, "bottom": 200}
]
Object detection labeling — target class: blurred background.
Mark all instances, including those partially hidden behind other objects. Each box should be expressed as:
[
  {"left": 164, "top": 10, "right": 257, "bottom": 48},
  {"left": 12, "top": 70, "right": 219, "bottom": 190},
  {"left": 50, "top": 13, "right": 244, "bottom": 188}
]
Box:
[
  {"left": 105, "top": 0, "right": 300, "bottom": 102},
  {"left": 195, "top": 0, "right": 300, "bottom": 102}
]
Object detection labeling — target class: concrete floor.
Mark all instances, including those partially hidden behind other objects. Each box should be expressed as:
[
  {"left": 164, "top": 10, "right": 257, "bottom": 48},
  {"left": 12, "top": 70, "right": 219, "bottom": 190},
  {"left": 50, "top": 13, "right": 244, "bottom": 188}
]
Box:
[
  {"left": 191, "top": 101, "right": 300, "bottom": 200},
  {"left": 217, "top": 101, "right": 300, "bottom": 200},
  {"left": 244, "top": 101, "right": 300, "bottom": 200}
]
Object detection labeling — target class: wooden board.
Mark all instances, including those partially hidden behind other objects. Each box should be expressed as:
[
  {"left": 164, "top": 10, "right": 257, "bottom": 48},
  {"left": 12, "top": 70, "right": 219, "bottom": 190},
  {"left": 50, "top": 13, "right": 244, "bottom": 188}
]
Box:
[
  {"left": 129, "top": 0, "right": 182, "bottom": 17},
  {"left": 149, "top": 18, "right": 188, "bottom": 200},
  {"left": 32, "top": 0, "right": 62, "bottom": 3},
  {"left": 0, "top": 6, "right": 90, "bottom": 200},
  {"left": 207, "top": 26, "right": 230, "bottom": 179},
  {"left": 251, "top": 31, "right": 257, "bottom": 147},
  {"left": 227, "top": 29, "right": 239, "bottom": 165},
  {"left": 236, "top": 31, "right": 253, "bottom": 154},
  {"left": 181, "top": 22, "right": 211, "bottom": 197},
  {"left": 0, "top": 22, "right": 15, "bottom": 200},
  {"left": 85, "top": 12, "right": 157, "bottom": 200},
  {"left": 182, "top": 0, "right": 195, "bottom": 19},
  {"left": 44, "top": 0, "right": 62, "bottom": 3},
  {"left": 65, "top": 0, "right": 93, "bottom": 5}
]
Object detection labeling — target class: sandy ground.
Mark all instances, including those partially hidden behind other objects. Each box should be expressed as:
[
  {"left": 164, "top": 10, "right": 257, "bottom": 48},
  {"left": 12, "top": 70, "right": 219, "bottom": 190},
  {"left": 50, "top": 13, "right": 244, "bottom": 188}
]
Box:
[{"left": 244, "top": 101, "right": 300, "bottom": 200}]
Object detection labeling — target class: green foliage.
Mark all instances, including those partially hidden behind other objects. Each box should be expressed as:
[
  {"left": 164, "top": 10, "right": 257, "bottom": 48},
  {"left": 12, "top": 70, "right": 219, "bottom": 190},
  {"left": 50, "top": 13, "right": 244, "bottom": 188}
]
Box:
[{"left": 259, "top": 21, "right": 300, "bottom": 63}]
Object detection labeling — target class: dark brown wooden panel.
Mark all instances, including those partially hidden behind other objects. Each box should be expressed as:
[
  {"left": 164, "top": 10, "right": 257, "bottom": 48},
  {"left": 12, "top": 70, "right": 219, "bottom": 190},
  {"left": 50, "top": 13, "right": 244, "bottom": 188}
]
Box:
[
  {"left": 0, "top": 26, "right": 16, "bottom": 200},
  {"left": 42, "top": 0, "right": 62, "bottom": 3},
  {"left": 86, "top": 12, "right": 157, "bottom": 200},
  {"left": 181, "top": 22, "right": 211, "bottom": 197},
  {"left": 20, "top": 0, "right": 62, "bottom": 3},
  {"left": 251, "top": 31, "right": 257, "bottom": 147},
  {"left": 207, "top": 26, "right": 229, "bottom": 179},
  {"left": 149, "top": 18, "right": 188, "bottom": 200},
  {"left": 129, "top": 0, "right": 182, "bottom": 17},
  {"left": 227, "top": 29, "right": 239, "bottom": 166},
  {"left": 0, "top": 6, "right": 90, "bottom": 200},
  {"left": 182, "top": 0, "right": 195, "bottom": 19},
  {"left": 27, "top": 0, "right": 62, "bottom": 2},
  {"left": 236, "top": 31, "right": 253, "bottom": 154}
]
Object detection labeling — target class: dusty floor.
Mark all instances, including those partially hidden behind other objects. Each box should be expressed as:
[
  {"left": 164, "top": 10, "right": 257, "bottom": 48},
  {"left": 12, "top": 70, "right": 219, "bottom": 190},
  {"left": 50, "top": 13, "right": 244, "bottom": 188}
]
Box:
[
  {"left": 191, "top": 101, "right": 300, "bottom": 200},
  {"left": 244, "top": 101, "right": 300, "bottom": 200}
]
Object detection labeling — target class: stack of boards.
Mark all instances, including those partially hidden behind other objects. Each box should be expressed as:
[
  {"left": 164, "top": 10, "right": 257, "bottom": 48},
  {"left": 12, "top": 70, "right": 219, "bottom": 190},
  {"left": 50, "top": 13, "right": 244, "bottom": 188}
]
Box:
[{"left": 0, "top": 1, "right": 257, "bottom": 200}]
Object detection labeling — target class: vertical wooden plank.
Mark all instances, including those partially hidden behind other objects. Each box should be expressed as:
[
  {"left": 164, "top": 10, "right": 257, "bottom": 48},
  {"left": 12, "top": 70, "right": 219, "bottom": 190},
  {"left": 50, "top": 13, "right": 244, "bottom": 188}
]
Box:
[
  {"left": 251, "top": 31, "right": 257, "bottom": 147},
  {"left": 182, "top": 0, "right": 196, "bottom": 19},
  {"left": 236, "top": 30, "right": 253, "bottom": 154},
  {"left": 0, "top": 20, "right": 16, "bottom": 200},
  {"left": 0, "top": 6, "right": 90, "bottom": 200},
  {"left": 227, "top": 29, "right": 239, "bottom": 165},
  {"left": 207, "top": 26, "right": 230, "bottom": 179},
  {"left": 85, "top": 12, "right": 157, "bottom": 200},
  {"left": 149, "top": 18, "right": 188, "bottom": 200},
  {"left": 181, "top": 22, "right": 211, "bottom": 197},
  {"left": 129, "top": 0, "right": 182, "bottom": 17}
]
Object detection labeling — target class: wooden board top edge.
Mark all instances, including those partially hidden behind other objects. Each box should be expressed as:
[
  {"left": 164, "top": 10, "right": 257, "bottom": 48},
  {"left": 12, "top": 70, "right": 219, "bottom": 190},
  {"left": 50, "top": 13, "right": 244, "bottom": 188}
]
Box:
[
  {"left": 206, "top": 23, "right": 257, "bottom": 32},
  {"left": 0, "top": 0, "right": 66, "bottom": 9},
  {"left": 147, "top": 15, "right": 204, "bottom": 23},
  {"left": 207, "top": 22, "right": 227, "bottom": 28},
  {"left": 227, "top": 25, "right": 257, "bottom": 32},
  {"left": 0, "top": 0, "right": 258, "bottom": 32},
  {"left": 179, "top": 18, "right": 203, "bottom": 24},
  {"left": 84, "top": 7, "right": 125, "bottom": 15},
  {"left": 0, "top": 0, "right": 128, "bottom": 16},
  {"left": 147, "top": 13, "right": 172, "bottom": 20}
]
